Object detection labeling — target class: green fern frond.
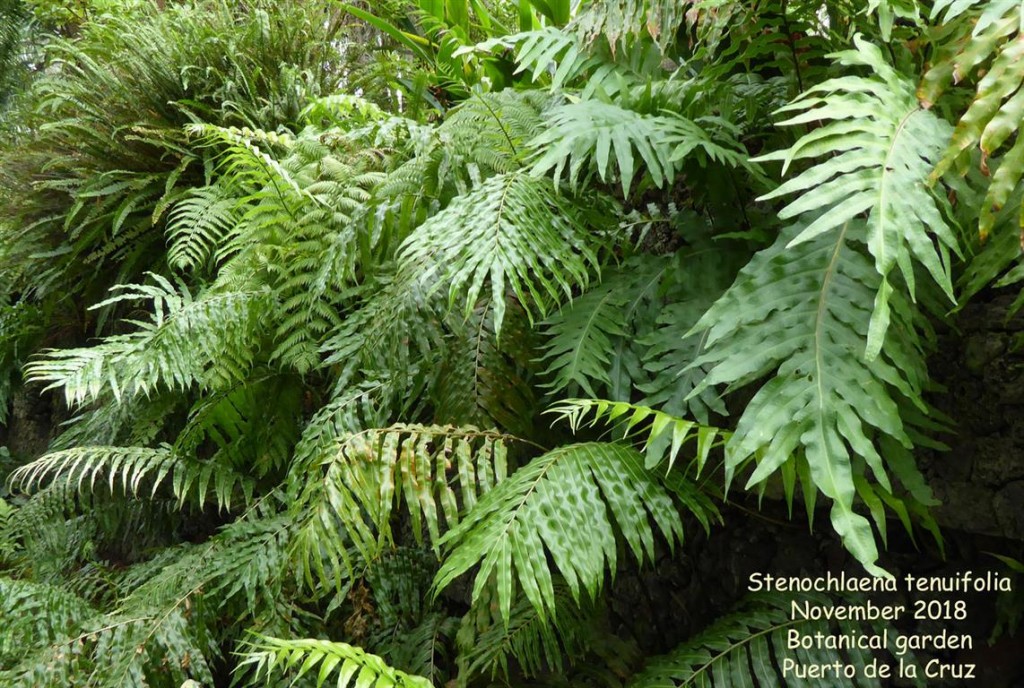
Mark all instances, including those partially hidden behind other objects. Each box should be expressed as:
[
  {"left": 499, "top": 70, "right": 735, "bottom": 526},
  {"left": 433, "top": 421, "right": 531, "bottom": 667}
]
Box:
[
  {"left": 758, "top": 36, "right": 959, "bottom": 354},
  {"left": 689, "top": 222, "right": 935, "bottom": 574},
  {"left": 469, "top": 29, "right": 602, "bottom": 90},
  {"left": 0, "top": 578, "right": 95, "bottom": 670},
  {"left": 166, "top": 183, "right": 240, "bottom": 272},
  {"left": 548, "top": 399, "right": 725, "bottom": 473},
  {"left": 237, "top": 635, "right": 434, "bottom": 688},
  {"left": 397, "top": 172, "right": 607, "bottom": 334},
  {"left": 26, "top": 275, "right": 271, "bottom": 406},
  {"left": 628, "top": 592, "right": 917, "bottom": 688},
  {"left": 570, "top": 0, "right": 687, "bottom": 53},
  {"left": 530, "top": 101, "right": 751, "bottom": 196},
  {"left": 923, "top": 0, "right": 1024, "bottom": 240},
  {"left": 434, "top": 442, "right": 718, "bottom": 624},
  {"left": 9, "top": 444, "right": 254, "bottom": 511},
  {"left": 434, "top": 301, "right": 538, "bottom": 437},
  {"left": 456, "top": 581, "right": 601, "bottom": 683},
  {"left": 295, "top": 424, "right": 515, "bottom": 565}
]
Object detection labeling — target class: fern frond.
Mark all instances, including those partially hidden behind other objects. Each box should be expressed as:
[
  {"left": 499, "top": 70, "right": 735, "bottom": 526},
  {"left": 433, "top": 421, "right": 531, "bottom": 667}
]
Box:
[
  {"left": 397, "top": 172, "right": 607, "bottom": 335},
  {"left": 434, "top": 442, "right": 718, "bottom": 624},
  {"left": 629, "top": 592, "right": 916, "bottom": 688},
  {"left": 434, "top": 301, "right": 538, "bottom": 437},
  {"left": 689, "top": 222, "right": 935, "bottom": 574},
  {"left": 9, "top": 444, "right": 254, "bottom": 511},
  {"left": 571, "top": 0, "right": 687, "bottom": 53},
  {"left": 548, "top": 399, "right": 725, "bottom": 473},
  {"left": 26, "top": 275, "right": 271, "bottom": 406},
  {"left": 530, "top": 101, "right": 751, "bottom": 196},
  {"left": 456, "top": 581, "right": 601, "bottom": 683},
  {"left": 469, "top": 29, "right": 603, "bottom": 90},
  {"left": 237, "top": 635, "right": 434, "bottom": 688},
  {"left": 923, "top": 0, "right": 1024, "bottom": 239},
  {"left": 758, "top": 36, "right": 958, "bottom": 353},
  {"left": 293, "top": 424, "right": 515, "bottom": 573},
  {"left": 166, "top": 183, "right": 240, "bottom": 272},
  {"left": 0, "top": 578, "right": 95, "bottom": 670}
]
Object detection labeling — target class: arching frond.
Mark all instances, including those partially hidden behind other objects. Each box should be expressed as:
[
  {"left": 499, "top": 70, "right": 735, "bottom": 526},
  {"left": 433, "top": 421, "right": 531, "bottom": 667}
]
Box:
[
  {"left": 548, "top": 399, "right": 725, "bottom": 473},
  {"left": 9, "top": 444, "right": 254, "bottom": 511},
  {"left": 166, "top": 183, "right": 240, "bottom": 273},
  {"left": 530, "top": 101, "right": 751, "bottom": 196},
  {"left": 469, "top": 29, "right": 603, "bottom": 90},
  {"left": 237, "top": 635, "right": 434, "bottom": 688},
  {"left": 25, "top": 276, "right": 271, "bottom": 406},
  {"left": 292, "top": 424, "right": 515, "bottom": 574},
  {"left": 433, "top": 442, "right": 718, "bottom": 624},
  {"left": 433, "top": 301, "right": 538, "bottom": 437},
  {"left": 457, "top": 581, "right": 607, "bottom": 683}
]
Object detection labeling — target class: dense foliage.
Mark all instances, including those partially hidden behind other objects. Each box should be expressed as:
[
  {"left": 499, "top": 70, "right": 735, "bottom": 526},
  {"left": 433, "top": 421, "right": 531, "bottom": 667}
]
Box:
[{"left": 0, "top": 0, "right": 1021, "bottom": 685}]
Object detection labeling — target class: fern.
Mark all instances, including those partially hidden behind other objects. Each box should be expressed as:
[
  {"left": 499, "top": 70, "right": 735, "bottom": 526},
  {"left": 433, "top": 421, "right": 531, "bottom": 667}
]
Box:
[
  {"left": 758, "top": 36, "right": 959, "bottom": 354},
  {"left": 290, "top": 424, "right": 515, "bottom": 592},
  {"left": 629, "top": 592, "right": 919, "bottom": 688},
  {"left": 26, "top": 275, "right": 271, "bottom": 406},
  {"left": 924, "top": 0, "right": 1024, "bottom": 240},
  {"left": 238, "top": 635, "right": 434, "bottom": 688},
  {"left": 688, "top": 222, "right": 936, "bottom": 574},
  {"left": 166, "top": 183, "right": 240, "bottom": 273},
  {"left": 0, "top": 578, "right": 95, "bottom": 670},
  {"left": 548, "top": 399, "right": 725, "bottom": 473},
  {"left": 8, "top": 444, "right": 254, "bottom": 511},
  {"left": 530, "top": 101, "right": 751, "bottom": 196},
  {"left": 434, "top": 442, "right": 718, "bottom": 623},
  {"left": 570, "top": 0, "right": 687, "bottom": 53},
  {"left": 397, "top": 171, "right": 608, "bottom": 334}
]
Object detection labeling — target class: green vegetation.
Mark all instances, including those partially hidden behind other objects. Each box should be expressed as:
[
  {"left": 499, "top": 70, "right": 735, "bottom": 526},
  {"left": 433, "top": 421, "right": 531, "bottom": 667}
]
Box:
[{"left": 0, "top": 0, "right": 1021, "bottom": 685}]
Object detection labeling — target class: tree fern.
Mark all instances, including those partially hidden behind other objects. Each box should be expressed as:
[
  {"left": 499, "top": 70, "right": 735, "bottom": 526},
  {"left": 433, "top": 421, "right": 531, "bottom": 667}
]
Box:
[
  {"left": 434, "top": 442, "right": 718, "bottom": 624},
  {"left": 758, "top": 36, "right": 959, "bottom": 354}
]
